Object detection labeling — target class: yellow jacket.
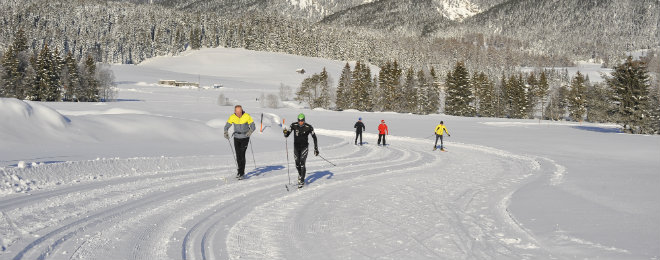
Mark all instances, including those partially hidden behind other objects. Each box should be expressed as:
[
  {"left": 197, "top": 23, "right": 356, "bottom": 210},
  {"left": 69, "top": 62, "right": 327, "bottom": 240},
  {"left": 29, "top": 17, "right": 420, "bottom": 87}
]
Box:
[
  {"left": 224, "top": 113, "right": 256, "bottom": 138},
  {"left": 435, "top": 124, "right": 450, "bottom": 135}
]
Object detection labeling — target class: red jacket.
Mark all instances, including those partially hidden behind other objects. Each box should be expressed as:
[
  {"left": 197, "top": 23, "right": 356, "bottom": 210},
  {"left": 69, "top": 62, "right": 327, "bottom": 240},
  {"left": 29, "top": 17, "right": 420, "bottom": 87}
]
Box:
[{"left": 378, "top": 123, "right": 388, "bottom": 135}]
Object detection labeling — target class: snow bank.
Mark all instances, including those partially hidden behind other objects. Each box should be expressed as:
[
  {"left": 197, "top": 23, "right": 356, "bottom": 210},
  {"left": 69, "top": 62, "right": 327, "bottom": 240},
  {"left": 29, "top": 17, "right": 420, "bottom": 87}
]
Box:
[
  {"left": 0, "top": 98, "right": 70, "bottom": 142},
  {"left": 0, "top": 156, "right": 224, "bottom": 194}
]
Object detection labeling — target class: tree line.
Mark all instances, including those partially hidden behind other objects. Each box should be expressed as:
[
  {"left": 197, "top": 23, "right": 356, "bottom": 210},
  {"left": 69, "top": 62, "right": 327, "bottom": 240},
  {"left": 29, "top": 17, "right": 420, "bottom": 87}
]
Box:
[
  {"left": 297, "top": 57, "right": 659, "bottom": 134},
  {"left": 0, "top": 30, "right": 115, "bottom": 102}
]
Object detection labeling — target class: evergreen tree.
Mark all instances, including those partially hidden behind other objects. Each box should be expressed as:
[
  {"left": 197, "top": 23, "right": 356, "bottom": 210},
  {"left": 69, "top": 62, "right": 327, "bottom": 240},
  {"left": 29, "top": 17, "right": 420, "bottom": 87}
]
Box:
[
  {"left": 379, "top": 61, "right": 402, "bottom": 112},
  {"left": 316, "top": 67, "right": 332, "bottom": 109},
  {"left": 1, "top": 29, "right": 29, "bottom": 99},
  {"left": 402, "top": 67, "right": 417, "bottom": 113},
  {"left": 495, "top": 74, "right": 508, "bottom": 117},
  {"left": 474, "top": 72, "right": 496, "bottom": 117},
  {"left": 445, "top": 62, "right": 475, "bottom": 116},
  {"left": 30, "top": 44, "right": 56, "bottom": 101},
  {"left": 537, "top": 71, "right": 550, "bottom": 119},
  {"left": 607, "top": 56, "right": 654, "bottom": 134},
  {"left": 568, "top": 71, "right": 588, "bottom": 122},
  {"left": 61, "top": 52, "right": 81, "bottom": 101},
  {"left": 507, "top": 74, "right": 528, "bottom": 118},
  {"left": 427, "top": 67, "right": 441, "bottom": 114},
  {"left": 417, "top": 69, "right": 429, "bottom": 114},
  {"left": 352, "top": 61, "right": 372, "bottom": 111},
  {"left": 82, "top": 55, "right": 100, "bottom": 102},
  {"left": 545, "top": 85, "right": 568, "bottom": 121},
  {"left": 526, "top": 72, "right": 538, "bottom": 118},
  {"left": 585, "top": 83, "right": 613, "bottom": 123},
  {"left": 335, "top": 62, "right": 352, "bottom": 110}
]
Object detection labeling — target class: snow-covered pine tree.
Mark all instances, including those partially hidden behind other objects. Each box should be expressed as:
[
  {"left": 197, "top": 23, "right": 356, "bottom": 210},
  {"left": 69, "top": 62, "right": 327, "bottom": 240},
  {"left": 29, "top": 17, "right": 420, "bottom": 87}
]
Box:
[
  {"left": 402, "top": 67, "right": 417, "bottom": 113},
  {"left": 445, "top": 62, "right": 475, "bottom": 117},
  {"left": 526, "top": 72, "right": 538, "bottom": 118},
  {"left": 568, "top": 71, "right": 588, "bottom": 122},
  {"left": 607, "top": 57, "right": 654, "bottom": 134},
  {"left": 495, "top": 74, "right": 508, "bottom": 117},
  {"left": 335, "top": 62, "right": 353, "bottom": 110},
  {"left": 61, "top": 52, "right": 80, "bottom": 101},
  {"left": 417, "top": 69, "right": 429, "bottom": 114},
  {"left": 427, "top": 67, "right": 441, "bottom": 114},
  {"left": 545, "top": 85, "right": 568, "bottom": 121},
  {"left": 537, "top": 71, "right": 550, "bottom": 119},
  {"left": 82, "top": 55, "right": 100, "bottom": 102},
  {"left": 507, "top": 74, "right": 528, "bottom": 119},
  {"left": 47, "top": 48, "right": 63, "bottom": 101},
  {"left": 378, "top": 60, "right": 402, "bottom": 112},
  {"left": 1, "top": 29, "right": 29, "bottom": 99},
  {"left": 585, "top": 83, "right": 613, "bottom": 123},
  {"left": 474, "top": 72, "right": 495, "bottom": 117},
  {"left": 369, "top": 74, "right": 383, "bottom": 111},
  {"left": 352, "top": 61, "right": 372, "bottom": 111},
  {"left": 317, "top": 67, "right": 332, "bottom": 109},
  {"left": 29, "top": 44, "right": 54, "bottom": 101}
]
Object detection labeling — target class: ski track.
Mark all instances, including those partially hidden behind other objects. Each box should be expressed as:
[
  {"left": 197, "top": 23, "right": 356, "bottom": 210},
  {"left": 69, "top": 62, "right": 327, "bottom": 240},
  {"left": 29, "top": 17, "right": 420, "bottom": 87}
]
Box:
[{"left": 0, "top": 129, "right": 561, "bottom": 260}]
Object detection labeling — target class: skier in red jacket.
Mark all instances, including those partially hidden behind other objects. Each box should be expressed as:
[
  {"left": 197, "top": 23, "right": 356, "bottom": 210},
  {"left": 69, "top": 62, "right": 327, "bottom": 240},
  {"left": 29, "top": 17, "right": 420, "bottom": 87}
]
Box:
[{"left": 377, "top": 120, "right": 388, "bottom": 146}]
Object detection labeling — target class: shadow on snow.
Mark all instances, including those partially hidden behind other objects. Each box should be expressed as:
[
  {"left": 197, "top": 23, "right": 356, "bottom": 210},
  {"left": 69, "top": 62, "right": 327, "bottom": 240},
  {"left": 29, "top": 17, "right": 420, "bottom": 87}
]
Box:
[
  {"left": 571, "top": 125, "right": 622, "bottom": 134},
  {"left": 305, "top": 170, "right": 334, "bottom": 185},
  {"left": 244, "top": 165, "right": 285, "bottom": 179}
]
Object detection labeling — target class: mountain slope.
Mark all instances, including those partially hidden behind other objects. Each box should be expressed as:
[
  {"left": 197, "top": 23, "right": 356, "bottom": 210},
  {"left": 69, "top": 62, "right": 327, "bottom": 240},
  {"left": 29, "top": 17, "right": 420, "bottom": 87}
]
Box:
[
  {"left": 321, "top": 0, "right": 457, "bottom": 36},
  {"left": 454, "top": 0, "right": 659, "bottom": 62}
]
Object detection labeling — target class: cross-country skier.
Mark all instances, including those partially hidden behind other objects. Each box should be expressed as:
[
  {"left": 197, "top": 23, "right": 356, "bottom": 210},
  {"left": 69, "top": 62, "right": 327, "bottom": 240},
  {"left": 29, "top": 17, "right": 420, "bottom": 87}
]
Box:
[
  {"left": 434, "top": 121, "right": 451, "bottom": 151},
  {"left": 377, "top": 120, "right": 388, "bottom": 146},
  {"left": 354, "top": 117, "right": 365, "bottom": 145},
  {"left": 283, "top": 113, "right": 319, "bottom": 188},
  {"left": 224, "top": 105, "right": 256, "bottom": 179}
]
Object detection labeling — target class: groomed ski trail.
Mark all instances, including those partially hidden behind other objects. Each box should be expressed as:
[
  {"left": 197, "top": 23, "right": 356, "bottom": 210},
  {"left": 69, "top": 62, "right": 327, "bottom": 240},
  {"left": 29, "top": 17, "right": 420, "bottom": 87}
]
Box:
[{"left": 0, "top": 129, "right": 559, "bottom": 259}]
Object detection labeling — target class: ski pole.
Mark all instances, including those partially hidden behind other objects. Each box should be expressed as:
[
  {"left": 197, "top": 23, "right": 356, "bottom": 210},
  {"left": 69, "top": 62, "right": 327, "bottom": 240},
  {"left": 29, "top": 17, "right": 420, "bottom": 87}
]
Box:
[
  {"left": 284, "top": 119, "right": 291, "bottom": 186},
  {"left": 318, "top": 154, "right": 336, "bottom": 167},
  {"left": 227, "top": 137, "right": 238, "bottom": 172},
  {"left": 249, "top": 138, "right": 257, "bottom": 169}
]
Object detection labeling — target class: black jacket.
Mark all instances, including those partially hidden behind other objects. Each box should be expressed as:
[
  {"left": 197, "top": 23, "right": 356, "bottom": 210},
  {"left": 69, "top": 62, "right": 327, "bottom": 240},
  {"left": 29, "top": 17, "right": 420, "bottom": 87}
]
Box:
[
  {"left": 354, "top": 121, "right": 365, "bottom": 133},
  {"left": 285, "top": 122, "right": 318, "bottom": 149}
]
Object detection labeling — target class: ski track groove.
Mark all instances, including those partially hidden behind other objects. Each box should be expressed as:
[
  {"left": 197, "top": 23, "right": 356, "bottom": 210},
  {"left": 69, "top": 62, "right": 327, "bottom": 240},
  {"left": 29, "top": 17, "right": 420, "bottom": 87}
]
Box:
[{"left": 0, "top": 129, "right": 560, "bottom": 260}]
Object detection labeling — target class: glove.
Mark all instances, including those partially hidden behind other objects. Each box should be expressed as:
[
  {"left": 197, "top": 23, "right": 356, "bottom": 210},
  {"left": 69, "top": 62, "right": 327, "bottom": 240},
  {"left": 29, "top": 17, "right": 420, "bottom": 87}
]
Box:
[
  {"left": 283, "top": 129, "right": 289, "bottom": 136},
  {"left": 314, "top": 148, "right": 319, "bottom": 156},
  {"left": 246, "top": 129, "right": 254, "bottom": 137},
  {"left": 224, "top": 131, "right": 229, "bottom": 139},
  {"left": 448, "top": 134, "right": 451, "bottom": 137}
]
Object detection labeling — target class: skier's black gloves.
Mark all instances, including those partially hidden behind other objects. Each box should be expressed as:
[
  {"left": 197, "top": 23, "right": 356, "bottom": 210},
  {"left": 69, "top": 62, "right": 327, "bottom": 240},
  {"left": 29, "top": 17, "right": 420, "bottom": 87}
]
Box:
[
  {"left": 283, "top": 129, "right": 288, "bottom": 136},
  {"left": 314, "top": 148, "right": 319, "bottom": 156},
  {"left": 224, "top": 131, "right": 229, "bottom": 139}
]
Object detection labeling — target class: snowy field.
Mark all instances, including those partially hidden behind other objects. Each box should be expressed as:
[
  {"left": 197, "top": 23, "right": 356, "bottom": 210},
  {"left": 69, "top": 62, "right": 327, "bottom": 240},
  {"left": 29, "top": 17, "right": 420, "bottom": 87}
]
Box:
[{"left": 1, "top": 48, "right": 658, "bottom": 259}]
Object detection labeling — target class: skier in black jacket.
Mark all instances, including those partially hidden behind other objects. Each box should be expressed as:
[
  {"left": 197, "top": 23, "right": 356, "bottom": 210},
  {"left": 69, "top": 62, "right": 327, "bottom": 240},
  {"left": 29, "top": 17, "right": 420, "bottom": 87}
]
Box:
[
  {"left": 283, "top": 113, "right": 319, "bottom": 188},
  {"left": 354, "top": 117, "right": 365, "bottom": 145}
]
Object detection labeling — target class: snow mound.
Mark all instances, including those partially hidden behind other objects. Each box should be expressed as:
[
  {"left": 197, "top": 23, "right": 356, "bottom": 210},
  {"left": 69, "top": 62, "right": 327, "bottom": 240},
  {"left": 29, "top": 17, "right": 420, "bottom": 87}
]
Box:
[
  {"left": 0, "top": 98, "right": 70, "bottom": 129},
  {"left": 0, "top": 98, "right": 70, "bottom": 142}
]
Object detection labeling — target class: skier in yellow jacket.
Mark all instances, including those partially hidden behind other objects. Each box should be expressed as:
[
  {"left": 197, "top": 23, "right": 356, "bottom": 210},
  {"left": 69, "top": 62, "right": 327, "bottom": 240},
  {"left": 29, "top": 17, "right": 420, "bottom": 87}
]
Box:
[
  {"left": 434, "top": 121, "right": 451, "bottom": 151},
  {"left": 224, "top": 105, "right": 256, "bottom": 179}
]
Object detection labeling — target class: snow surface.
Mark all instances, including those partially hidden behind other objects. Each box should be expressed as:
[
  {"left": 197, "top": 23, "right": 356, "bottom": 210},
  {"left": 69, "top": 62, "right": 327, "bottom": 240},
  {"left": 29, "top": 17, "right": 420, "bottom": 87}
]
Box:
[
  {"left": 0, "top": 47, "right": 658, "bottom": 259},
  {"left": 437, "top": 0, "right": 481, "bottom": 22}
]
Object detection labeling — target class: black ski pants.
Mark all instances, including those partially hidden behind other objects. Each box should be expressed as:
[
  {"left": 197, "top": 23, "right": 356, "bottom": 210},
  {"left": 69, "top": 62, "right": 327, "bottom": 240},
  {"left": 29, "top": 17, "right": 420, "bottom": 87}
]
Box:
[
  {"left": 293, "top": 146, "right": 309, "bottom": 182},
  {"left": 378, "top": 134, "right": 386, "bottom": 145},
  {"left": 355, "top": 131, "right": 363, "bottom": 145},
  {"left": 234, "top": 137, "right": 250, "bottom": 176}
]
